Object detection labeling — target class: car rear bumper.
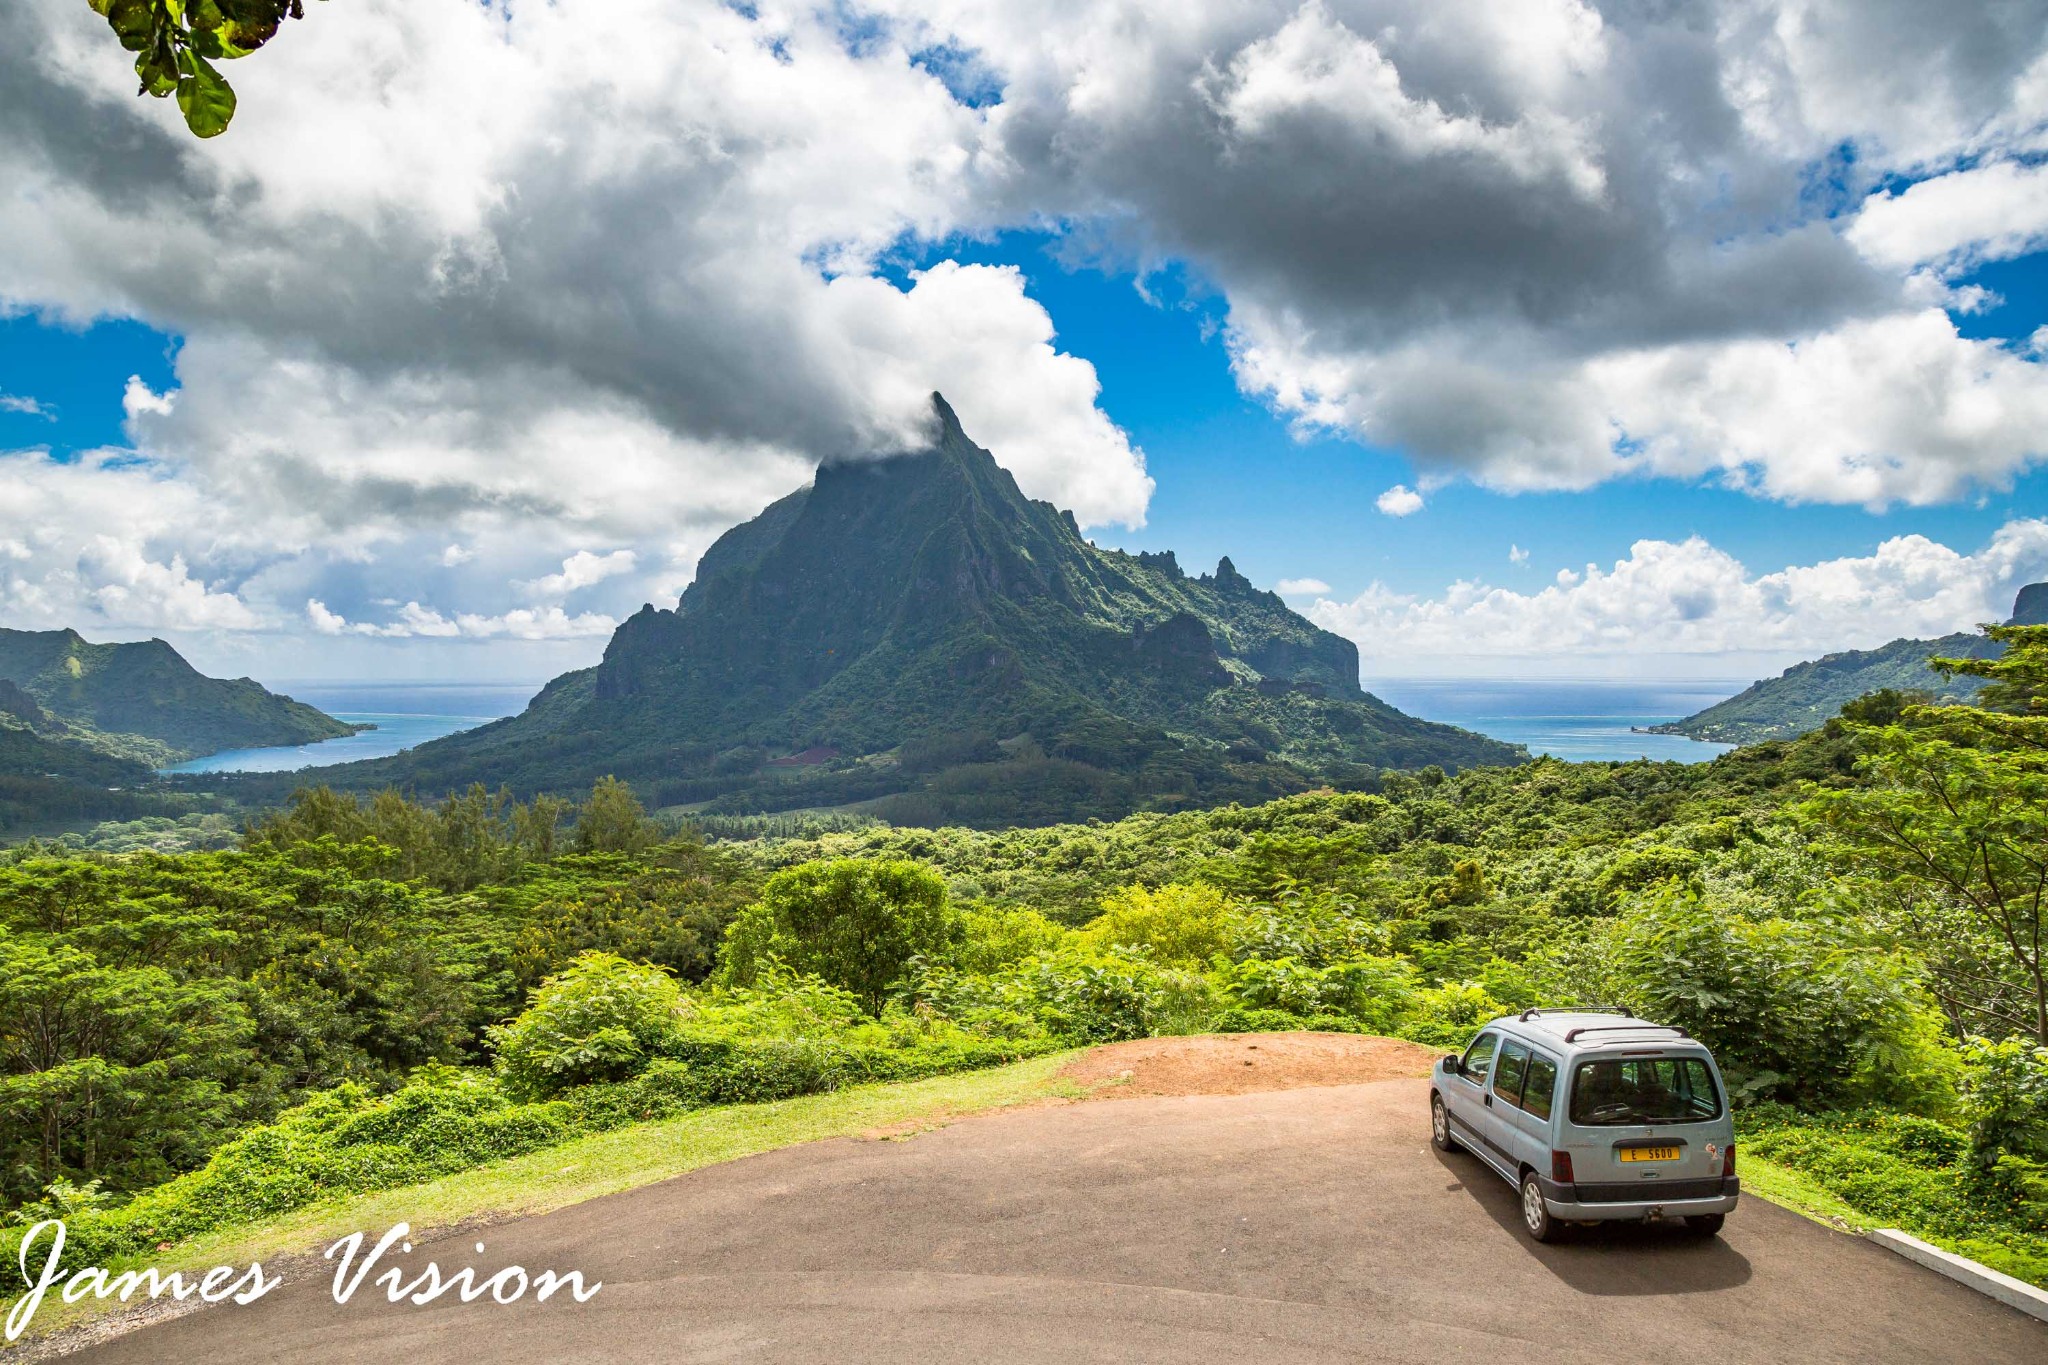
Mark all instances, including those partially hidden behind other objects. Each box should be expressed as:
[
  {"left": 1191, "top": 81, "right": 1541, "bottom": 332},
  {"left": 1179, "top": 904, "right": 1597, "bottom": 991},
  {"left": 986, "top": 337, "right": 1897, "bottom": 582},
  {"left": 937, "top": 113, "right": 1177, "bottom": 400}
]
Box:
[
  {"left": 1541, "top": 1176, "right": 1739, "bottom": 1222},
  {"left": 1544, "top": 1192, "right": 1738, "bottom": 1221}
]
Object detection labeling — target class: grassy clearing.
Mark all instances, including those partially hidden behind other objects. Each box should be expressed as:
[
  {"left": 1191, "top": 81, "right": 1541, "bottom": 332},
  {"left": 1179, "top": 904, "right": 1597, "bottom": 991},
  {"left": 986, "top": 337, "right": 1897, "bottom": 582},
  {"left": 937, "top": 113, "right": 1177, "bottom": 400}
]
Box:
[
  {"left": 16, "top": 1052, "right": 1081, "bottom": 1344},
  {"left": 1738, "top": 1153, "right": 1878, "bottom": 1232}
]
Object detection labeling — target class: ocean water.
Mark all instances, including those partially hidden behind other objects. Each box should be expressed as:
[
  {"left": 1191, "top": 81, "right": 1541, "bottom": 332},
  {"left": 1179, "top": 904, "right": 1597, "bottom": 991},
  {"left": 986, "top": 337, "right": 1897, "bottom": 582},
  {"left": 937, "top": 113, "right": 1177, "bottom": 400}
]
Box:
[
  {"left": 160, "top": 682, "right": 539, "bottom": 774},
  {"left": 1362, "top": 677, "right": 1744, "bottom": 765},
  {"left": 163, "top": 676, "right": 1744, "bottom": 774}
]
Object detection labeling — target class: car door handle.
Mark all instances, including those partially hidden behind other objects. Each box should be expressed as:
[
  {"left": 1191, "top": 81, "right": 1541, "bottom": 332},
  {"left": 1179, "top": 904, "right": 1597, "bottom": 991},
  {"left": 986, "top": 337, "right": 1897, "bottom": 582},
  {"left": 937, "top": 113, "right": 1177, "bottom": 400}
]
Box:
[{"left": 1483, "top": 1095, "right": 1493, "bottom": 1107}]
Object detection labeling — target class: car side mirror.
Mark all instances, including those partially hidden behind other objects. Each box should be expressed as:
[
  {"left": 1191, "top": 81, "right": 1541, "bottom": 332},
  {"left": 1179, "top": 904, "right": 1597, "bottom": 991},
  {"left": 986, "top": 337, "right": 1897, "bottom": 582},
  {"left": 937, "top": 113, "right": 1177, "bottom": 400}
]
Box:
[{"left": 1443, "top": 1054, "right": 1462, "bottom": 1075}]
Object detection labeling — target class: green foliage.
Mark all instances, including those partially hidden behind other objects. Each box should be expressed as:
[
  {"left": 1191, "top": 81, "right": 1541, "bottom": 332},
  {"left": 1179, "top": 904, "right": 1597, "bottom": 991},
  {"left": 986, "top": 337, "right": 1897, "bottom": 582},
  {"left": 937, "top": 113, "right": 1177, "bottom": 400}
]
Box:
[
  {"left": 1014, "top": 946, "right": 1214, "bottom": 1043},
  {"left": 84, "top": 0, "right": 314, "bottom": 138},
  {"left": 3, "top": 1068, "right": 576, "bottom": 1268},
  {"left": 1592, "top": 887, "right": 1955, "bottom": 1110},
  {"left": 719, "top": 859, "right": 956, "bottom": 1014},
  {"left": 1593, "top": 844, "right": 1703, "bottom": 904},
  {"left": 1960, "top": 1036, "right": 2048, "bottom": 1167},
  {"left": 952, "top": 904, "right": 1068, "bottom": 974},
  {"left": 574, "top": 776, "right": 658, "bottom": 855},
  {"left": 1079, "top": 882, "right": 1237, "bottom": 967},
  {"left": 491, "top": 953, "right": 686, "bottom": 1099},
  {"left": 0, "top": 936, "right": 257, "bottom": 1203},
  {"left": 1805, "top": 624, "right": 2048, "bottom": 1042},
  {"left": 1740, "top": 1105, "right": 2048, "bottom": 1283}
]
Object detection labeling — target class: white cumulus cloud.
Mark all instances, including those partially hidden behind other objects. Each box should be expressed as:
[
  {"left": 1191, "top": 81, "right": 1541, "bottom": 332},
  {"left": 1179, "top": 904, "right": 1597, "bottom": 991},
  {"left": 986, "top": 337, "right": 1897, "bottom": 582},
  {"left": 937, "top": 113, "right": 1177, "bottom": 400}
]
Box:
[
  {"left": 1376, "top": 485, "right": 1424, "bottom": 517},
  {"left": 522, "top": 550, "right": 638, "bottom": 600},
  {"left": 1310, "top": 518, "right": 2048, "bottom": 672}
]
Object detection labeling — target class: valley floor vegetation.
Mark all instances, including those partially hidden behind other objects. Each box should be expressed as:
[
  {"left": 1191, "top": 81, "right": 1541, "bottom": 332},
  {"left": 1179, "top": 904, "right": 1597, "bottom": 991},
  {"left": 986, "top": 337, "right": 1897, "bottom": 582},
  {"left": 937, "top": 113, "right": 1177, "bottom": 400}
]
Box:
[{"left": 3, "top": 628, "right": 2046, "bottom": 1287}]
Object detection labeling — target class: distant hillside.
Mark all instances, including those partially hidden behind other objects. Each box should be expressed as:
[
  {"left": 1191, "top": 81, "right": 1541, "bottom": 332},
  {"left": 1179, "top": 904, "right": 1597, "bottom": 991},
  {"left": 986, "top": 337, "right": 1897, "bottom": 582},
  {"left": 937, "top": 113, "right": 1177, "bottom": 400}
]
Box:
[
  {"left": 0, "top": 695, "right": 159, "bottom": 833},
  {"left": 0, "top": 628, "right": 357, "bottom": 764},
  {"left": 347, "top": 394, "right": 1523, "bottom": 826},
  {"left": 1646, "top": 586, "right": 2043, "bottom": 745}
]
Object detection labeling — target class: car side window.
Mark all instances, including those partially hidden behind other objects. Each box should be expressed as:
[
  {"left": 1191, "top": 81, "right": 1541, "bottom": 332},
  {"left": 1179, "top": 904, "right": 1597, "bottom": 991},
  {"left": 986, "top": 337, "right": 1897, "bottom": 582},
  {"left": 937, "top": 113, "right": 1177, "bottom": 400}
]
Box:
[
  {"left": 1494, "top": 1040, "right": 1529, "bottom": 1108},
  {"left": 1461, "top": 1032, "right": 1498, "bottom": 1084},
  {"left": 1522, "top": 1052, "right": 1558, "bottom": 1122}
]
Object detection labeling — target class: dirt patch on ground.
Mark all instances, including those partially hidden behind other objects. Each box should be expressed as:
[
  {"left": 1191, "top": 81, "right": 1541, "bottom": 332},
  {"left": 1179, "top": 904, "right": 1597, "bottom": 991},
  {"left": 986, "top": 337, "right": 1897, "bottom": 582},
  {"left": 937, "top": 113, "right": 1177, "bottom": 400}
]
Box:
[{"left": 1060, "top": 1032, "right": 1440, "bottom": 1099}]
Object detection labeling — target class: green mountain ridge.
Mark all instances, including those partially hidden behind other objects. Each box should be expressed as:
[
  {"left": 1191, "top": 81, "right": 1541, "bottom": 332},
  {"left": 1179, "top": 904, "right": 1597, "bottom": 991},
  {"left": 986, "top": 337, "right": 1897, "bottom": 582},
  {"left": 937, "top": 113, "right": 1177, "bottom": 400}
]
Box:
[
  {"left": 0, "top": 627, "right": 358, "bottom": 766},
  {"left": 343, "top": 395, "right": 1522, "bottom": 825},
  {"left": 1645, "top": 587, "right": 2043, "bottom": 745}
]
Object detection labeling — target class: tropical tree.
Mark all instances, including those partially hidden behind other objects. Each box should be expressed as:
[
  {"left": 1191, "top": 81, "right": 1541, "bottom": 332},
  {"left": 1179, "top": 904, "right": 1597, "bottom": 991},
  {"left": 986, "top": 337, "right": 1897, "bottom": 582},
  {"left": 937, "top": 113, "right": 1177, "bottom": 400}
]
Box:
[
  {"left": 1806, "top": 626, "right": 2048, "bottom": 1041},
  {"left": 718, "top": 859, "right": 955, "bottom": 1014},
  {"left": 573, "top": 776, "right": 658, "bottom": 855},
  {"left": 0, "top": 938, "right": 255, "bottom": 1200}
]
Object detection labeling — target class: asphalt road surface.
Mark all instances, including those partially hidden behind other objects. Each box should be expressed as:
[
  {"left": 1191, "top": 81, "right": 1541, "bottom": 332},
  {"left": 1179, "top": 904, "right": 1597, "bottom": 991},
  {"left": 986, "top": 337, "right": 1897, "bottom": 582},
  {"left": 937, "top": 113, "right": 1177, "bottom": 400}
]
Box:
[{"left": 68, "top": 1078, "right": 2048, "bottom": 1364}]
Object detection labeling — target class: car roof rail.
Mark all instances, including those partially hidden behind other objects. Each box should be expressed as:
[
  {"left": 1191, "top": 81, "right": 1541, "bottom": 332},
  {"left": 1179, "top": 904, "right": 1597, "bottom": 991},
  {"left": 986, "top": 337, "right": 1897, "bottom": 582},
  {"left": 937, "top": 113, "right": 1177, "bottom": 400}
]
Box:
[
  {"left": 1561, "top": 1023, "right": 1691, "bottom": 1044},
  {"left": 1518, "top": 1005, "right": 1629, "bottom": 1021}
]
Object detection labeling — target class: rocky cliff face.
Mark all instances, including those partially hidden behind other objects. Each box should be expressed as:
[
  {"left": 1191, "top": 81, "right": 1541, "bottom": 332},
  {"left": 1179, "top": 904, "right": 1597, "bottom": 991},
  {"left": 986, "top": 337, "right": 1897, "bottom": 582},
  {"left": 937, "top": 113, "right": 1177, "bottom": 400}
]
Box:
[{"left": 361, "top": 395, "right": 1523, "bottom": 824}]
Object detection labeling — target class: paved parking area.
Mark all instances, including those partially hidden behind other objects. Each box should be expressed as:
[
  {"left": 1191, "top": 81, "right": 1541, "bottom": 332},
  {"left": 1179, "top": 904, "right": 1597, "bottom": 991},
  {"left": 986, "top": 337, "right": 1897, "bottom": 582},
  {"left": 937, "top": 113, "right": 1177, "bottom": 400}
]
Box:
[{"left": 71, "top": 1077, "right": 2048, "bottom": 1363}]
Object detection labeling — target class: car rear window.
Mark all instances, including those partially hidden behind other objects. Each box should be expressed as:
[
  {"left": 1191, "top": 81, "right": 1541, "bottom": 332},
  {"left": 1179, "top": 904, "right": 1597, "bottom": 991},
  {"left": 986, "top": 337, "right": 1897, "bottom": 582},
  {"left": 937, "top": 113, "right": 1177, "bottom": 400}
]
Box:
[{"left": 1568, "top": 1056, "right": 1721, "bottom": 1126}]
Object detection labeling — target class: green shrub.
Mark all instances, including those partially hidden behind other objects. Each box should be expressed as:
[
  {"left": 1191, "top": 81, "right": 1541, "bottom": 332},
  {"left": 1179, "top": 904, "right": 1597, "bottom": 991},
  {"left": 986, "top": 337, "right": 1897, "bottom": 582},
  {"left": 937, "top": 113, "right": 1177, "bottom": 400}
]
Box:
[
  {"left": 1079, "top": 883, "right": 1237, "bottom": 968},
  {"left": 5, "top": 1069, "right": 574, "bottom": 1269},
  {"left": 954, "top": 905, "right": 1069, "bottom": 974},
  {"left": 1015, "top": 946, "right": 1214, "bottom": 1043},
  {"left": 1401, "top": 981, "right": 1510, "bottom": 1048},
  {"left": 1601, "top": 888, "right": 1956, "bottom": 1111},
  {"left": 1211, "top": 1007, "right": 1304, "bottom": 1034},
  {"left": 1741, "top": 1107, "right": 2048, "bottom": 1268},
  {"left": 490, "top": 952, "right": 685, "bottom": 1098},
  {"left": 1222, "top": 954, "right": 1417, "bottom": 1031},
  {"left": 718, "top": 859, "right": 957, "bottom": 1014},
  {"left": 1960, "top": 1036, "right": 2048, "bottom": 1167}
]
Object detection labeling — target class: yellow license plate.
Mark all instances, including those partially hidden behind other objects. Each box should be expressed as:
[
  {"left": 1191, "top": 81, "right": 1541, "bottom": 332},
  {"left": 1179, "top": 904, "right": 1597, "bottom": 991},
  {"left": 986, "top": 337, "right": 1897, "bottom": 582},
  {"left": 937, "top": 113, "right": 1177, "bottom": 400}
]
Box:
[{"left": 1620, "top": 1146, "right": 1681, "bottom": 1162}]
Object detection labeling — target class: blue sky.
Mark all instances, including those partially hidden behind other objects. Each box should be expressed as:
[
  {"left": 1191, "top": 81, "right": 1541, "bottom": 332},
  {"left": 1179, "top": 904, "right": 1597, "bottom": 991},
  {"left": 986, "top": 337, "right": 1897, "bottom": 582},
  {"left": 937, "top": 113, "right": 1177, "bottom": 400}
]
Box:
[{"left": 4, "top": 1, "right": 2048, "bottom": 686}]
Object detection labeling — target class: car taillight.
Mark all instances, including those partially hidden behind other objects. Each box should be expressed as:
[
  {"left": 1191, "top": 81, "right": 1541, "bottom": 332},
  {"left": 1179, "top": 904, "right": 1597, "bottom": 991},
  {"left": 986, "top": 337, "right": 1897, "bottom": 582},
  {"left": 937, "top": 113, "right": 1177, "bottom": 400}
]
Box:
[
  {"left": 1551, "top": 1150, "right": 1574, "bottom": 1183},
  {"left": 1723, "top": 1143, "right": 1737, "bottom": 1178}
]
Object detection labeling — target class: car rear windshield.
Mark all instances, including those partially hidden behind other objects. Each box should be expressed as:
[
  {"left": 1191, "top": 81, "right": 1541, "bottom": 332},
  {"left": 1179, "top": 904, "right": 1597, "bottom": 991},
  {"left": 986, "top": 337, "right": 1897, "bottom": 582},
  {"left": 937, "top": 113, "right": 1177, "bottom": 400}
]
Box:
[{"left": 1568, "top": 1056, "right": 1722, "bottom": 1126}]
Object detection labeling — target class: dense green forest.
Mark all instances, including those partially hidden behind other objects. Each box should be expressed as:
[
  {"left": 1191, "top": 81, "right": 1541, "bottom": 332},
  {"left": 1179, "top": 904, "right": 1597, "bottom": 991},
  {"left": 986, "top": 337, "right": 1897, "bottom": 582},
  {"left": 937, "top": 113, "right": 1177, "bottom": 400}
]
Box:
[{"left": 2, "top": 626, "right": 2045, "bottom": 1286}]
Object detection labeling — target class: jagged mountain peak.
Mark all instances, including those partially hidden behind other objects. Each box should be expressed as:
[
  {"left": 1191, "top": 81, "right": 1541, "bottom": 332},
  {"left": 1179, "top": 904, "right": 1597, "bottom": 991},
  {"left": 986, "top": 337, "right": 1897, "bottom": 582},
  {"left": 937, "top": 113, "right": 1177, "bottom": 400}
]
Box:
[{"left": 370, "top": 399, "right": 1523, "bottom": 824}]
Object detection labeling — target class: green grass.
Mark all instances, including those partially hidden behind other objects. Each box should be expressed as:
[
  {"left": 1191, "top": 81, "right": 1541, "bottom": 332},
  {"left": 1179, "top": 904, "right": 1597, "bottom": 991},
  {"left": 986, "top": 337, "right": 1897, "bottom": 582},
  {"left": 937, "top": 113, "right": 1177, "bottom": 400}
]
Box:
[
  {"left": 14, "top": 1052, "right": 1082, "bottom": 1345},
  {"left": 1738, "top": 1152, "right": 1879, "bottom": 1232},
  {"left": 1741, "top": 1151, "right": 2048, "bottom": 1290}
]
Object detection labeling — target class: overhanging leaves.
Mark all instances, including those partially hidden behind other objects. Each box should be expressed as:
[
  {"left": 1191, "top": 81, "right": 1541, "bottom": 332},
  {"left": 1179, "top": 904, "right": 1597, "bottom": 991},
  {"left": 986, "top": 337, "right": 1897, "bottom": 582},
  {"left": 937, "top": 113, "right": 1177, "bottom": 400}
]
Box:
[{"left": 82, "top": 0, "right": 316, "bottom": 138}]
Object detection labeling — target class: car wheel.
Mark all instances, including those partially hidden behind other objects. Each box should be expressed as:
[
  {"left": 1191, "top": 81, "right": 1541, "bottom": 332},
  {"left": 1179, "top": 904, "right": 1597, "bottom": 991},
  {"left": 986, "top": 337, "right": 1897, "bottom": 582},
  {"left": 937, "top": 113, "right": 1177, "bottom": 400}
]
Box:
[
  {"left": 1430, "top": 1094, "right": 1459, "bottom": 1152},
  {"left": 1685, "top": 1213, "right": 1726, "bottom": 1237},
  {"left": 1520, "top": 1171, "right": 1558, "bottom": 1243}
]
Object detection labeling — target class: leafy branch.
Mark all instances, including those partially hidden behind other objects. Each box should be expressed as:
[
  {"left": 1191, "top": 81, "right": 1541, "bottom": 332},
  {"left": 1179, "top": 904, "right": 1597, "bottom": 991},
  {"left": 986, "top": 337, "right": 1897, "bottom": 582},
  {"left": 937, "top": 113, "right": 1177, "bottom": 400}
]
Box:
[{"left": 86, "top": 0, "right": 317, "bottom": 138}]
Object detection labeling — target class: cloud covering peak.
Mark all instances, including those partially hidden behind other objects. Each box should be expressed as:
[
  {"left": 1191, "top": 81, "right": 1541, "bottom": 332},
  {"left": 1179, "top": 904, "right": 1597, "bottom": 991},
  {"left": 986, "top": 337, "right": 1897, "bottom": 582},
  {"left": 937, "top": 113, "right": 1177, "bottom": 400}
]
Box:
[{"left": 2, "top": 0, "right": 2046, "bottom": 665}]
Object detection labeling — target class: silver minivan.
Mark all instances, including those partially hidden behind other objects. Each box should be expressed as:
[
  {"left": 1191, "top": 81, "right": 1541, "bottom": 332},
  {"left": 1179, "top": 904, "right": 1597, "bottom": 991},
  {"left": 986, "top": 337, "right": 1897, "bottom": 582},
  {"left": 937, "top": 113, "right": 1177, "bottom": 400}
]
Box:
[{"left": 1429, "top": 1008, "right": 1740, "bottom": 1242}]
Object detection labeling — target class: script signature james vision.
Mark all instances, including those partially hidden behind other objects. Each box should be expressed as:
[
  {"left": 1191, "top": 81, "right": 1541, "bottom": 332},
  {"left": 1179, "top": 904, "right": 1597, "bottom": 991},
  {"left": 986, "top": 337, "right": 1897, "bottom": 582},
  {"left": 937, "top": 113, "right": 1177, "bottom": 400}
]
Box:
[{"left": 6, "top": 1219, "right": 601, "bottom": 1342}]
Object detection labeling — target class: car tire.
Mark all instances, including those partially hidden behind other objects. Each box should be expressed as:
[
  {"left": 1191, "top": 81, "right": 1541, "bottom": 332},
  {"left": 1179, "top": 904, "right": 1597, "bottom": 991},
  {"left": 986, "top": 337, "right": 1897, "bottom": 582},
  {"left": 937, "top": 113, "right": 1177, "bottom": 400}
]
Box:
[
  {"left": 1430, "top": 1093, "right": 1459, "bottom": 1152},
  {"left": 1685, "top": 1213, "right": 1726, "bottom": 1237},
  {"left": 1520, "top": 1171, "right": 1559, "bottom": 1243}
]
